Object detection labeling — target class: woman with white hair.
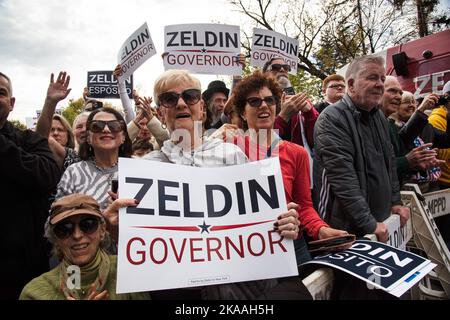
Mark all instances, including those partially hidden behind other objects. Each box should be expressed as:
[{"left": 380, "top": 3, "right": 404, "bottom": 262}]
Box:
[{"left": 105, "top": 69, "right": 311, "bottom": 300}]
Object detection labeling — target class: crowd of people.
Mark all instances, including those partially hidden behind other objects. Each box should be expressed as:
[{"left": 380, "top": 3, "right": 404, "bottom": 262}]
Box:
[{"left": 1, "top": 52, "right": 449, "bottom": 300}]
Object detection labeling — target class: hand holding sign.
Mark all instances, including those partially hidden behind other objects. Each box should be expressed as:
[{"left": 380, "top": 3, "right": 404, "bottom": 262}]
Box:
[
  {"left": 374, "top": 222, "right": 389, "bottom": 243},
  {"left": 117, "top": 22, "right": 156, "bottom": 82},
  {"left": 391, "top": 205, "right": 411, "bottom": 227},
  {"left": 274, "top": 202, "right": 300, "bottom": 239},
  {"left": 113, "top": 64, "right": 123, "bottom": 79},
  {"left": 46, "top": 72, "right": 71, "bottom": 103}
]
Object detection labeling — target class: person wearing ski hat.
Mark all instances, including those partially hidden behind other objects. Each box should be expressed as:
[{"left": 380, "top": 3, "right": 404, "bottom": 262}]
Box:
[
  {"left": 20, "top": 193, "right": 150, "bottom": 300},
  {"left": 202, "top": 80, "right": 230, "bottom": 129}
]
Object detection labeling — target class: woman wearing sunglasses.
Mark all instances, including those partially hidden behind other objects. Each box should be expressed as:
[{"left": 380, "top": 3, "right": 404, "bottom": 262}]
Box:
[
  {"left": 56, "top": 107, "right": 132, "bottom": 211},
  {"left": 104, "top": 69, "right": 308, "bottom": 299},
  {"left": 20, "top": 193, "right": 149, "bottom": 300},
  {"left": 232, "top": 71, "right": 348, "bottom": 265}
]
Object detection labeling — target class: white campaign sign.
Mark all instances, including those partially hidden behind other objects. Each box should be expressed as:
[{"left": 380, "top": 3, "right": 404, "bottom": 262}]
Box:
[
  {"left": 251, "top": 28, "right": 299, "bottom": 75},
  {"left": 163, "top": 24, "right": 241, "bottom": 75},
  {"left": 116, "top": 157, "right": 297, "bottom": 293},
  {"left": 117, "top": 22, "right": 156, "bottom": 82},
  {"left": 385, "top": 214, "right": 413, "bottom": 251}
]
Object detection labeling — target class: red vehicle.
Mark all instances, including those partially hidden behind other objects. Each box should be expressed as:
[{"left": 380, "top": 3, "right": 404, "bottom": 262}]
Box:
[
  {"left": 385, "top": 28, "right": 450, "bottom": 98},
  {"left": 339, "top": 29, "right": 450, "bottom": 98}
]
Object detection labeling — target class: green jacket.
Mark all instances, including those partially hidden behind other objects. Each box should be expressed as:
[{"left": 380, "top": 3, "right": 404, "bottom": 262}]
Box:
[
  {"left": 19, "top": 254, "right": 150, "bottom": 300},
  {"left": 388, "top": 118, "right": 410, "bottom": 184}
]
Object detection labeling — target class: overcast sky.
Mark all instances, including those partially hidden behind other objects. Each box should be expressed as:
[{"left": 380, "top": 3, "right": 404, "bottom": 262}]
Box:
[{"left": 0, "top": 0, "right": 246, "bottom": 123}]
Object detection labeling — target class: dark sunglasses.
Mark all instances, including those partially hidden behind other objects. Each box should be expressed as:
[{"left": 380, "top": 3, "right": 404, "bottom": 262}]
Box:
[
  {"left": 269, "top": 64, "right": 291, "bottom": 72},
  {"left": 88, "top": 120, "right": 124, "bottom": 133},
  {"left": 53, "top": 217, "right": 100, "bottom": 239},
  {"left": 246, "top": 96, "right": 278, "bottom": 108},
  {"left": 158, "top": 89, "right": 201, "bottom": 108}
]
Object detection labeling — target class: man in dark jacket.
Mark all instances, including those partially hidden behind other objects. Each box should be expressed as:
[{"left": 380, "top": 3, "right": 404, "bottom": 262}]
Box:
[
  {"left": 0, "top": 72, "right": 60, "bottom": 299},
  {"left": 314, "top": 56, "right": 410, "bottom": 242},
  {"left": 202, "top": 80, "right": 230, "bottom": 130},
  {"left": 381, "top": 76, "right": 448, "bottom": 187}
]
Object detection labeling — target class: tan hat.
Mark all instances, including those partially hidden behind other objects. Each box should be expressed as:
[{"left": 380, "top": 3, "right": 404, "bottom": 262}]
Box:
[{"left": 50, "top": 193, "right": 103, "bottom": 225}]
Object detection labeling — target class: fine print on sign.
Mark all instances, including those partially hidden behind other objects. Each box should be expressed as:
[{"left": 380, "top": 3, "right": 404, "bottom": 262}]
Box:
[
  {"left": 163, "top": 24, "right": 242, "bottom": 75},
  {"left": 116, "top": 157, "right": 298, "bottom": 293}
]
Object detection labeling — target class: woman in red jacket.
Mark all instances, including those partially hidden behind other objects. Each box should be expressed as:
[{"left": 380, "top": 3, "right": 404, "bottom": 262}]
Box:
[{"left": 231, "top": 71, "right": 348, "bottom": 264}]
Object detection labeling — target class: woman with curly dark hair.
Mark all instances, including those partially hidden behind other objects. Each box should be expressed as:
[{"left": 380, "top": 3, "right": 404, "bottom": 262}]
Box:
[
  {"left": 232, "top": 71, "right": 348, "bottom": 265},
  {"left": 56, "top": 107, "right": 132, "bottom": 210}
]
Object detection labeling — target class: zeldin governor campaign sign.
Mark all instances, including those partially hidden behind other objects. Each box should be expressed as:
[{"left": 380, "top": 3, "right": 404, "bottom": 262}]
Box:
[{"left": 116, "top": 157, "right": 298, "bottom": 293}]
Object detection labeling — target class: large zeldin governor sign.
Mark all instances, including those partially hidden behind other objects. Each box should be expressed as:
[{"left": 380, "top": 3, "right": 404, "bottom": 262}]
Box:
[
  {"left": 163, "top": 23, "right": 242, "bottom": 75},
  {"left": 116, "top": 157, "right": 298, "bottom": 294}
]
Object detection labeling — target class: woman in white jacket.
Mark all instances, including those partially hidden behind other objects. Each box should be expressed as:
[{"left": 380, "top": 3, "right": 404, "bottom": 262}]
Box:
[{"left": 104, "top": 70, "right": 311, "bottom": 300}]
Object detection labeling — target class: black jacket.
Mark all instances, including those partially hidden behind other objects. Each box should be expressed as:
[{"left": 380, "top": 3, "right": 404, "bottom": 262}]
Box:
[
  {"left": 314, "top": 95, "right": 401, "bottom": 237},
  {"left": 0, "top": 122, "right": 60, "bottom": 299},
  {"left": 314, "top": 101, "right": 330, "bottom": 114}
]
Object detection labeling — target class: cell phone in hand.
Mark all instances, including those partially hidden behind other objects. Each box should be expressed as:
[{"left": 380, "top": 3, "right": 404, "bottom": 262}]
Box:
[
  {"left": 283, "top": 87, "right": 296, "bottom": 96},
  {"left": 111, "top": 179, "right": 118, "bottom": 193}
]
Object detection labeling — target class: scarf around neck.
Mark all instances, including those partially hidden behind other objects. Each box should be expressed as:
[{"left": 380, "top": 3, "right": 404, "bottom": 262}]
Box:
[{"left": 59, "top": 248, "right": 110, "bottom": 300}]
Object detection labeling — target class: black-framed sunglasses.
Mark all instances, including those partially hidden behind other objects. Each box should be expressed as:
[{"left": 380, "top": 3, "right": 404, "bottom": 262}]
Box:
[
  {"left": 246, "top": 96, "right": 278, "bottom": 108},
  {"left": 88, "top": 120, "right": 124, "bottom": 133},
  {"left": 158, "top": 89, "right": 201, "bottom": 108},
  {"left": 269, "top": 64, "right": 291, "bottom": 72},
  {"left": 53, "top": 217, "right": 100, "bottom": 240}
]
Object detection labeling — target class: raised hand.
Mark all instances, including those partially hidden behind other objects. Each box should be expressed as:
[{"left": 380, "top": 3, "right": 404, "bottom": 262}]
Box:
[
  {"left": 47, "top": 71, "right": 71, "bottom": 103},
  {"left": 417, "top": 93, "right": 439, "bottom": 112},
  {"left": 137, "top": 96, "right": 155, "bottom": 121},
  {"left": 113, "top": 64, "right": 123, "bottom": 79},
  {"left": 279, "top": 92, "right": 309, "bottom": 121}
]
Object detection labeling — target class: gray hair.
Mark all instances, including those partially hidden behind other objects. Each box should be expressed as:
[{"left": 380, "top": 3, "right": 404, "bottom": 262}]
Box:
[
  {"left": 73, "top": 111, "right": 91, "bottom": 127},
  {"left": 345, "top": 55, "right": 385, "bottom": 83}
]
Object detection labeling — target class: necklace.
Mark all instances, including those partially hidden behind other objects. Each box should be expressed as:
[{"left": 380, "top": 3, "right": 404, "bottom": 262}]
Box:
[{"left": 92, "top": 158, "right": 118, "bottom": 172}]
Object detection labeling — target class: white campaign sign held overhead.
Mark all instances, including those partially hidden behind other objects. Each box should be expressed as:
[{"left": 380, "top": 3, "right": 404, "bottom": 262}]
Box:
[
  {"left": 117, "top": 22, "right": 156, "bottom": 82},
  {"left": 163, "top": 23, "right": 242, "bottom": 75},
  {"left": 251, "top": 28, "right": 299, "bottom": 75},
  {"left": 116, "top": 157, "right": 298, "bottom": 293}
]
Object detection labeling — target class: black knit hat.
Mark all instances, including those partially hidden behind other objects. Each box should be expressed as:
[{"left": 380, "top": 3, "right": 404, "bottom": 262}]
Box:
[{"left": 202, "top": 80, "right": 230, "bottom": 102}]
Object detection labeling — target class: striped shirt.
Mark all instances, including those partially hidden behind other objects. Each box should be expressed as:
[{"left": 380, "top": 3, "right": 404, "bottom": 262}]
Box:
[{"left": 55, "top": 159, "right": 117, "bottom": 210}]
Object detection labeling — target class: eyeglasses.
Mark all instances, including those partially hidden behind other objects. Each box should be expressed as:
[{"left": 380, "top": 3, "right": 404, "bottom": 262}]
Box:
[
  {"left": 269, "top": 64, "right": 291, "bottom": 72},
  {"left": 327, "top": 84, "right": 346, "bottom": 90},
  {"left": 88, "top": 120, "right": 124, "bottom": 133},
  {"left": 158, "top": 89, "right": 201, "bottom": 108},
  {"left": 246, "top": 96, "right": 278, "bottom": 108},
  {"left": 53, "top": 217, "right": 100, "bottom": 239}
]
